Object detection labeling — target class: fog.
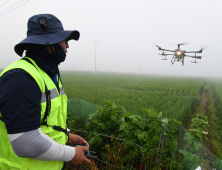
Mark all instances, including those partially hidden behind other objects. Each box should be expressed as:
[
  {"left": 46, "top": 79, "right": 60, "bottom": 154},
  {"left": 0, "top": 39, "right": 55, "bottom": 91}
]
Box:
[{"left": 0, "top": 0, "right": 220, "bottom": 77}]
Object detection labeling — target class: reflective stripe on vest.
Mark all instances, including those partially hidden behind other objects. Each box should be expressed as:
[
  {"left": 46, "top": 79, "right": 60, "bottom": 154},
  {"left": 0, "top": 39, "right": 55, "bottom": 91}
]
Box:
[
  {"left": 41, "top": 87, "right": 65, "bottom": 103},
  {"left": 0, "top": 57, "right": 68, "bottom": 170}
]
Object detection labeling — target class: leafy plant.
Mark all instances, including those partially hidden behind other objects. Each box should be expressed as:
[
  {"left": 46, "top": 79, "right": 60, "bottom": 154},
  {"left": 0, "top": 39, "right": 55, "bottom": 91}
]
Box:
[
  {"left": 86, "top": 100, "right": 182, "bottom": 169},
  {"left": 66, "top": 113, "right": 85, "bottom": 137},
  {"left": 179, "top": 149, "right": 200, "bottom": 170},
  {"left": 86, "top": 99, "right": 126, "bottom": 136},
  {"left": 189, "top": 113, "right": 209, "bottom": 142}
]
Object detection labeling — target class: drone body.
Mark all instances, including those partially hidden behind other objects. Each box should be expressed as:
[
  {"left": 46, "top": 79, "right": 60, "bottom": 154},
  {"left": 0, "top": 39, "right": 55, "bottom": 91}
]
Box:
[{"left": 156, "top": 43, "right": 204, "bottom": 66}]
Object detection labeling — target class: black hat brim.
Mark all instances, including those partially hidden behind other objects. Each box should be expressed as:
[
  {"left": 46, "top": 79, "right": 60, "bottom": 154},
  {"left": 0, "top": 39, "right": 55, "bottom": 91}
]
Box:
[{"left": 14, "top": 30, "right": 80, "bottom": 57}]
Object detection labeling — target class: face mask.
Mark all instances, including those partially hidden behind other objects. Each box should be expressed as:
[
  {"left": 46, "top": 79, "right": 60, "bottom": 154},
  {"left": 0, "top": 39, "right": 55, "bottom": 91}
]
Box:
[{"left": 53, "top": 44, "right": 66, "bottom": 64}]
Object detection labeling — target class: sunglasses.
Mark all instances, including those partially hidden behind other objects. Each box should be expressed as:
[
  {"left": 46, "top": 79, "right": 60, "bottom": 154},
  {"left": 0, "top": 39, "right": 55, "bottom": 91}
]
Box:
[{"left": 65, "top": 39, "right": 69, "bottom": 44}]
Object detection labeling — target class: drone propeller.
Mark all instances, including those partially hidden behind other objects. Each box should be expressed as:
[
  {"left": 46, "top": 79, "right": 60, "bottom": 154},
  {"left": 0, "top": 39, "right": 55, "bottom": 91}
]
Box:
[
  {"left": 154, "top": 44, "right": 162, "bottom": 50},
  {"left": 172, "top": 42, "right": 188, "bottom": 45},
  {"left": 176, "top": 42, "right": 188, "bottom": 50},
  {"left": 198, "top": 47, "right": 206, "bottom": 53},
  {"left": 179, "top": 42, "right": 189, "bottom": 46}
]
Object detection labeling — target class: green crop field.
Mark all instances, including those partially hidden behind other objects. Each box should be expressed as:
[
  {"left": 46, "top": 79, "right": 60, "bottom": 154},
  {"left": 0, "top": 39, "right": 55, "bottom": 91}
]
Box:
[
  {"left": 61, "top": 72, "right": 206, "bottom": 122},
  {"left": 210, "top": 79, "right": 222, "bottom": 112}
]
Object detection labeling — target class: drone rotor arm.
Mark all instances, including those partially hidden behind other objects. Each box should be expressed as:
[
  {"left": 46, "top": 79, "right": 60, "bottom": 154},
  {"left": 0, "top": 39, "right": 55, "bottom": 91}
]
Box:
[
  {"left": 184, "top": 55, "right": 195, "bottom": 57},
  {"left": 185, "top": 47, "right": 206, "bottom": 53},
  {"left": 184, "top": 51, "right": 200, "bottom": 53},
  {"left": 158, "top": 53, "right": 174, "bottom": 55}
]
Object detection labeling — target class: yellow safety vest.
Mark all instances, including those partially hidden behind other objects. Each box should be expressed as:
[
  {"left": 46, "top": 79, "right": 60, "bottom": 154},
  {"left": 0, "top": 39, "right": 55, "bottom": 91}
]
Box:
[{"left": 0, "top": 57, "right": 69, "bottom": 170}]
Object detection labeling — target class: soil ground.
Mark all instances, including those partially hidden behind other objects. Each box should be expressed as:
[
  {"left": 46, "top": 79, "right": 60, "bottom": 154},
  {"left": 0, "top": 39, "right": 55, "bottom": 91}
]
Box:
[{"left": 183, "top": 90, "right": 216, "bottom": 155}]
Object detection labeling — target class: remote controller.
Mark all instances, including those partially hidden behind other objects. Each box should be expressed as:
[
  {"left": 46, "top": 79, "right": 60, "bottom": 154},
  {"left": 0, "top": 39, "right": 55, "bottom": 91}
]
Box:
[{"left": 81, "top": 143, "right": 90, "bottom": 158}]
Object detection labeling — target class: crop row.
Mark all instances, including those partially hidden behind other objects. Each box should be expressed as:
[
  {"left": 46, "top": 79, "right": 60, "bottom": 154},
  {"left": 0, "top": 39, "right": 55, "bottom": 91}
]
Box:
[{"left": 205, "top": 79, "right": 222, "bottom": 158}]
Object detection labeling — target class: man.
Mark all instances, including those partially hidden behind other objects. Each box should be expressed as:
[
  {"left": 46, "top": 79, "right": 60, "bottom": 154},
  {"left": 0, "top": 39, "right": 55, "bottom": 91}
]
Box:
[{"left": 0, "top": 14, "right": 91, "bottom": 170}]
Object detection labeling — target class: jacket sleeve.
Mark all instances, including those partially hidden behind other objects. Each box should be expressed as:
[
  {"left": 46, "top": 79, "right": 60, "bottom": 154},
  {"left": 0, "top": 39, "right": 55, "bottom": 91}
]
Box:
[
  {"left": 9, "top": 128, "right": 75, "bottom": 162},
  {"left": 0, "top": 69, "right": 41, "bottom": 134}
]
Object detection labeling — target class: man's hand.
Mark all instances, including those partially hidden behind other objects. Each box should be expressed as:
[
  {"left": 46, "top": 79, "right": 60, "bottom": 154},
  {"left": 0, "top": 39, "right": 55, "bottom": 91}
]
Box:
[
  {"left": 68, "top": 133, "right": 90, "bottom": 148},
  {"left": 68, "top": 146, "right": 91, "bottom": 165}
]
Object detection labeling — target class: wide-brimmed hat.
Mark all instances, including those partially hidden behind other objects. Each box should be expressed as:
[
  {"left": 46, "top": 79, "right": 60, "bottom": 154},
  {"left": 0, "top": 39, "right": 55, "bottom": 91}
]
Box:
[{"left": 14, "top": 14, "right": 80, "bottom": 57}]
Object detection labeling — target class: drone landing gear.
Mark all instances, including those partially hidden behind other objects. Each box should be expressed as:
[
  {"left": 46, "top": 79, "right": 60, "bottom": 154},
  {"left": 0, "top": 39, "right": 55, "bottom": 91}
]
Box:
[
  {"left": 171, "top": 56, "right": 175, "bottom": 65},
  {"left": 182, "top": 59, "right": 184, "bottom": 66},
  {"left": 191, "top": 55, "right": 200, "bottom": 64},
  {"left": 162, "top": 55, "right": 168, "bottom": 60},
  {"left": 191, "top": 61, "right": 198, "bottom": 64}
]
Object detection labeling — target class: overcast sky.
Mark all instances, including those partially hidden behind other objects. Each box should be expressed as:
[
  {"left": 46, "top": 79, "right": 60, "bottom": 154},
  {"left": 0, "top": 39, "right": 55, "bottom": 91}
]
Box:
[{"left": 0, "top": 0, "right": 221, "bottom": 77}]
